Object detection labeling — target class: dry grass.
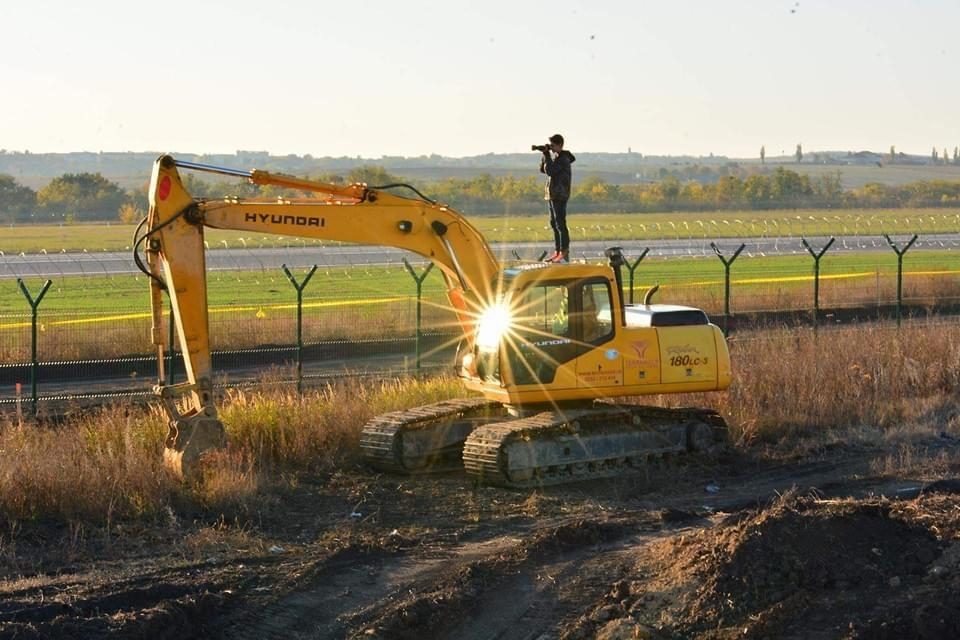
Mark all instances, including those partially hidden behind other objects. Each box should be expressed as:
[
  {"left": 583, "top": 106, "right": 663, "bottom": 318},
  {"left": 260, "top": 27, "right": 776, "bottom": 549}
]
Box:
[
  {"left": 0, "top": 406, "right": 174, "bottom": 526},
  {"left": 221, "top": 375, "right": 465, "bottom": 469},
  {"left": 868, "top": 442, "right": 956, "bottom": 478},
  {"left": 0, "top": 376, "right": 465, "bottom": 534},
  {"left": 3, "top": 324, "right": 960, "bottom": 537},
  {"left": 665, "top": 322, "right": 960, "bottom": 444}
]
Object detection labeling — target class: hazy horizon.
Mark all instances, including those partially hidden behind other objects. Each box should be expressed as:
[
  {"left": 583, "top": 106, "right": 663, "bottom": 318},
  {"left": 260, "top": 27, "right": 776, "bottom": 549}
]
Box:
[
  {"left": 3, "top": 0, "right": 958, "bottom": 158},
  {"left": 0, "top": 146, "right": 946, "bottom": 160}
]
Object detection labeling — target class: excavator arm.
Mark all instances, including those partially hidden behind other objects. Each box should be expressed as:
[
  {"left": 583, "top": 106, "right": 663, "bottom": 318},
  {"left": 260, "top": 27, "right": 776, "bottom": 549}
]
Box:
[{"left": 139, "top": 155, "right": 501, "bottom": 475}]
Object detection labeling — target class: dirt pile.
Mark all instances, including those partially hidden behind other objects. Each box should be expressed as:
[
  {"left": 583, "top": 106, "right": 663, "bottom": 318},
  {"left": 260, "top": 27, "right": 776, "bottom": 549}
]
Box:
[
  {"left": 353, "top": 518, "right": 628, "bottom": 639},
  {"left": 564, "top": 493, "right": 960, "bottom": 639}
]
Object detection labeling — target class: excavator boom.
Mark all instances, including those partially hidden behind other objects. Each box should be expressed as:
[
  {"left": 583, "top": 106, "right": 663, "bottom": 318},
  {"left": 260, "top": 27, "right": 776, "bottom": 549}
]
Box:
[{"left": 142, "top": 155, "right": 500, "bottom": 475}]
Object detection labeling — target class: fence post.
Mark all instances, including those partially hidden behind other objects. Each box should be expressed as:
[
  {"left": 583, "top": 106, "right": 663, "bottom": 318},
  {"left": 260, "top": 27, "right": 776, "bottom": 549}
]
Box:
[
  {"left": 402, "top": 259, "right": 434, "bottom": 370},
  {"left": 801, "top": 237, "right": 835, "bottom": 330},
  {"left": 710, "top": 242, "right": 746, "bottom": 334},
  {"left": 625, "top": 248, "right": 650, "bottom": 304},
  {"left": 16, "top": 278, "right": 52, "bottom": 417},
  {"left": 883, "top": 234, "right": 918, "bottom": 327},
  {"left": 281, "top": 263, "right": 318, "bottom": 394}
]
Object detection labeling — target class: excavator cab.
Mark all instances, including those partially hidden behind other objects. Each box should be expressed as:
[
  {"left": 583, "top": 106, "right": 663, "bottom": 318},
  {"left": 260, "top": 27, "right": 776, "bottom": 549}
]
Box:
[{"left": 459, "top": 257, "right": 730, "bottom": 412}]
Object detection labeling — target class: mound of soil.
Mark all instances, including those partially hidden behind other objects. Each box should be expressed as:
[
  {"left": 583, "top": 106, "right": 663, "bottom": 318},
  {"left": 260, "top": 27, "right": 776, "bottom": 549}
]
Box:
[
  {"left": 564, "top": 494, "right": 960, "bottom": 639},
  {"left": 355, "top": 518, "right": 628, "bottom": 639}
]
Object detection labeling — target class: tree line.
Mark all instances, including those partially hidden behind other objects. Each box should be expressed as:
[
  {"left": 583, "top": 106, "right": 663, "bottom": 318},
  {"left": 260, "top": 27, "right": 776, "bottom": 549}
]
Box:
[{"left": 4, "top": 165, "right": 960, "bottom": 224}]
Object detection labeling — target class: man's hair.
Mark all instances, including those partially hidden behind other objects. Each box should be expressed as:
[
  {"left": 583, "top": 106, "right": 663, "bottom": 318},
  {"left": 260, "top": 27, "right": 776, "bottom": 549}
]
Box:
[{"left": 549, "top": 134, "right": 564, "bottom": 147}]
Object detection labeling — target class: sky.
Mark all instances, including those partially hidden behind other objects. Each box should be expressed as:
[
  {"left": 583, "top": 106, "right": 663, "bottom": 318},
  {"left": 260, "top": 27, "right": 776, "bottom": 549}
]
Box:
[{"left": 1, "top": 0, "right": 958, "bottom": 158}]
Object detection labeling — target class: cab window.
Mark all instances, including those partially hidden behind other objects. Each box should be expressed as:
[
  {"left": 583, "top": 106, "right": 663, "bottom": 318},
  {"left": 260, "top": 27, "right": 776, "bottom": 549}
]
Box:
[
  {"left": 515, "top": 284, "right": 569, "bottom": 339},
  {"left": 578, "top": 282, "right": 614, "bottom": 344}
]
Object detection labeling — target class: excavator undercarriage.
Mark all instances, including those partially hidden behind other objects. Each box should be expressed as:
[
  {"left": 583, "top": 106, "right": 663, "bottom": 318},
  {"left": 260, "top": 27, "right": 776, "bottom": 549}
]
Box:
[{"left": 359, "top": 398, "right": 727, "bottom": 488}]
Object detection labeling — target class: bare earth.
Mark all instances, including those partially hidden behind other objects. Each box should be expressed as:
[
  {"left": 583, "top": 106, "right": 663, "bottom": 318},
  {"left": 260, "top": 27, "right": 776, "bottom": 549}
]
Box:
[{"left": 2, "top": 434, "right": 960, "bottom": 640}]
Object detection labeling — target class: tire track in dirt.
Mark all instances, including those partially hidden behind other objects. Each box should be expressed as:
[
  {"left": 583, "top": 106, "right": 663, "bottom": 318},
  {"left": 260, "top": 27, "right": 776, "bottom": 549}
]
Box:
[
  {"left": 345, "top": 518, "right": 643, "bottom": 640},
  {"left": 438, "top": 527, "right": 667, "bottom": 640},
  {"left": 213, "top": 534, "right": 528, "bottom": 640}
]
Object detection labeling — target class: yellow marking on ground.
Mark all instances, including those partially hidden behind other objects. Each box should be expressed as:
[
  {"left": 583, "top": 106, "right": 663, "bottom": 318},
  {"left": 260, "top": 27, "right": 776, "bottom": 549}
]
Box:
[
  {"left": 668, "top": 271, "right": 876, "bottom": 288},
  {"left": 0, "top": 296, "right": 407, "bottom": 330},
  {"left": 3, "top": 268, "right": 959, "bottom": 331},
  {"left": 652, "top": 269, "right": 960, "bottom": 289}
]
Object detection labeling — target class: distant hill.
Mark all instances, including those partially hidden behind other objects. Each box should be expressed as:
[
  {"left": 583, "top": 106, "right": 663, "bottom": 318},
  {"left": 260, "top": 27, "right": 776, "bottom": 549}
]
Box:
[
  {"left": 1, "top": 149, "right": 957, "bottom": 190},
  {"left": 0, "top": 150, "right": 675, "bottom": 189}
]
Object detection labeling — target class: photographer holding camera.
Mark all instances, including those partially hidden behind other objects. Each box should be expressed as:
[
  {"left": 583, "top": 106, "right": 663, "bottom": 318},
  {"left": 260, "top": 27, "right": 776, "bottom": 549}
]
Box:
[{"left": 534, "top": 134, "right": 576, "bottom": 263}]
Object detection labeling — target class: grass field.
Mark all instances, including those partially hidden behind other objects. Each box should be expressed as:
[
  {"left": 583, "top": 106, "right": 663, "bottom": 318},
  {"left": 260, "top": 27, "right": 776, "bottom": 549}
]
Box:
[
  {"left": 3, "top": 208, "right": 960, "bottom": 253},
  {"left": 5, "top": 250, "right": 960, "bottom": 314},
  {"left": 4, "top": 249, "right": 960, "bottom": 361},
  {"left": 738, "top": 161, "right": 960, "bottom": 189}
]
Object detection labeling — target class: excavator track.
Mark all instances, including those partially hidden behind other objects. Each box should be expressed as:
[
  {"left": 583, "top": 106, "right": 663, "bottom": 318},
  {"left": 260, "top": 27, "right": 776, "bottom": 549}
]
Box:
[
  {"left": 462, "top": 404, "right": 727, "bottom": 488},
  {"left": 360, "top": 397, "right": 507, "bottom": 474}
]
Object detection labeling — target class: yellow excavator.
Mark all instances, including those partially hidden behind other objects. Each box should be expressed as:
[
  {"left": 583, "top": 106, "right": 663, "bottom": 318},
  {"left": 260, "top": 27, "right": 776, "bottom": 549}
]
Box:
[{"left": 138, "top": 155, "right": 731, "bottom": 488}]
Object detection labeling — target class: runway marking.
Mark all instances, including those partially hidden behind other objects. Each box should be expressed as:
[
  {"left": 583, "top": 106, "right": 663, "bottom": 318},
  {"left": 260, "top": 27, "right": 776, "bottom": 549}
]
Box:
[
  {"left": 642, "top": 269, "right": 960, "bottom": 289},
  {"left": 2, "top": 269, "right": 959, "bottom": 330},
  {"left": 0, "top": 296, "right": 408, "bottom": 330}
]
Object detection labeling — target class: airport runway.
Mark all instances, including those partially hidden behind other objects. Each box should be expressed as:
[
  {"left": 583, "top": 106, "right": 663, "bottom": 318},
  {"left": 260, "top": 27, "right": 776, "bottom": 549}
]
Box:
[{"left": 2, "top": 234, "right": 958, "bottom": 279}]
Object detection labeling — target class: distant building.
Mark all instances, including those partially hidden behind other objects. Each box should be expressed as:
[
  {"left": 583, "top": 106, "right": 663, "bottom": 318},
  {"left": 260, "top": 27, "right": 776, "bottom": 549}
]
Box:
[
  {"left": 842, "top": 151, "right": 884, "bottom": 166},
  {"left": 236, "top": 150, "right": 271, "bottom": 160}
]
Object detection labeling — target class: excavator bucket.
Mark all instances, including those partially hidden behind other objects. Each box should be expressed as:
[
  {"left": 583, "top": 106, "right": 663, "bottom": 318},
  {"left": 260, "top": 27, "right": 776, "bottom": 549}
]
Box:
[{"left": 163, "top": 415, "right": 227, "bottom": 479}]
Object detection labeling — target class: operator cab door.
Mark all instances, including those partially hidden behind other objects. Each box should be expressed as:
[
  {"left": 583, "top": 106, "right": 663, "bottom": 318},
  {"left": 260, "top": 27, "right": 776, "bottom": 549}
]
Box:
[
  {"left": 573, "top": 280, "right": 623, "bottom": 388},
  {"left": 509, "top": 282, "right": 579, "bottom": 388}
]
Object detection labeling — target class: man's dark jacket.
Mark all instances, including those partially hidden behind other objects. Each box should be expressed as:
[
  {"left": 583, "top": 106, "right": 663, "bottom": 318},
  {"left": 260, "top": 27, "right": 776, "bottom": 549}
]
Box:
[{"left": 540, "top": 150, "right": 576, "bottom": 200}]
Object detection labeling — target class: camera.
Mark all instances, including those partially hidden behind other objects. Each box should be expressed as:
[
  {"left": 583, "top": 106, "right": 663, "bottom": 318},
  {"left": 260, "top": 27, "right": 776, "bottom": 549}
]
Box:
[{"left": 531, "top": 144, "right": 551, "bottom": 152}]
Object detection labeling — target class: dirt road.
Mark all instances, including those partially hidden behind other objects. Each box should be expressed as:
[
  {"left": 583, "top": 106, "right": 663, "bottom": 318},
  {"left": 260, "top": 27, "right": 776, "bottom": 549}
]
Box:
[{"left": 2, "top": 435, "right": 959, "bottom": 639}]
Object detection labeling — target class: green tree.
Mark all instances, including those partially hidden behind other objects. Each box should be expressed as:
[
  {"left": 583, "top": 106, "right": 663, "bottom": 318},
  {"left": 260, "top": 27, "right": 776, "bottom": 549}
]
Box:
[
  {"left": 347, "top": 165, "right": 399, "bottom": 186},
  {"left": 573, "top": 175, "right": 611, "bottom": 200},
  {"left": 36, "top": 173, "right": 127, "bottom": 221},
  {"left": 182, "top": 174, "right": 214, "bottom": 197},
  {"left": 771, "top": 167, "right": 810, "bottom": 204},
  {"left": 795, "top": 143, "right": 803, "bottom": 164},
  {"left": 714, "top": 175, "right": 744, "bottom": 207},
  {"left": 465, "top": 173, "right": 494, "bottom": 200},
  {"left": 815, "top": 171, "right": 843, "bottom": 202},
  {"left": 494, "top": 176, "right": 520, "bottom": 213},
  {"left": 311, "top": 171, "right": 346, "bottom": 185},
  {"left": 858, "top": 182, "right": 895, "bottom": 207},
  {"left": 743, "top": 174, "right": 772, "bottom": 208},
  {"left": 760, "top": 145, "right": 765, "bottom": 164},
  {"left": 118, "top": 202, "right": 143, "bottom": 224},
  {"left": 0, "top": 174, "right": 37, "bottom": 223},
  {"left": 655, "top": 176, "right": 681, "bottom": 208},
  {"left": 889, "top": 145, "right": 896, "bottom": 163}
]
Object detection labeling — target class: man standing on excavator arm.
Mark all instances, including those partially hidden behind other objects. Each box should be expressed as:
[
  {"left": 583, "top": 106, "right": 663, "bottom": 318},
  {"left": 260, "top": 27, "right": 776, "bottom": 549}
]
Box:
[{"left": 539, "top": 133, "right": 576, "bottom": 263}]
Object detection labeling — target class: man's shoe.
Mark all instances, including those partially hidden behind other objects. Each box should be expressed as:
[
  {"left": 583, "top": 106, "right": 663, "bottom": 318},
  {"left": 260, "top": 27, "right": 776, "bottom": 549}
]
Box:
[
  {"left": 543, "top": 251, "right": 560, "bottom": 262},
  {"left": 551, "top": 250, "right": 570, "bottom": 264}
]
